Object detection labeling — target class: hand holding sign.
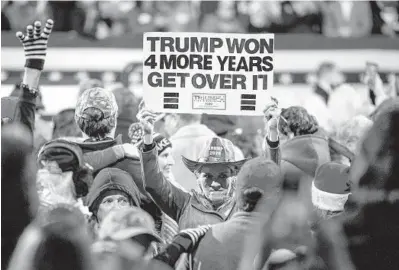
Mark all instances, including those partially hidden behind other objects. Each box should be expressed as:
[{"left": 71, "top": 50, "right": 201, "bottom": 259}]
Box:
[
  {"left": 263, "top": 97, "right": 281, "bottom": 132},
  {"left": 128, "top": 122, "right": 145, "bottom": 145},
  {"left": 137, "top": 100, "right": 160, "bottom": 135}
]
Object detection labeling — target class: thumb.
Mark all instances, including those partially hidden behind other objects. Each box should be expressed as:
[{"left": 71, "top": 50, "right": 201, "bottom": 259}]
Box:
[{"left": 138, "top": 100, "right": 146, "bottom": 111}]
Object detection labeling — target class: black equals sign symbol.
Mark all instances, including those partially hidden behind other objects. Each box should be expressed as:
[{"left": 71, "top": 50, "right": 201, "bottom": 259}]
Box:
[
  {"left": 164, "top": 92, "right": 179, "bottom": 109},
  {"left": 240, "top": 94, "right": 256, "bottom": 111}
]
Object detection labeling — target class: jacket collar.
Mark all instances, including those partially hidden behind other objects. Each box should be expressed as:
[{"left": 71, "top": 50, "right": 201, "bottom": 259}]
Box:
[
  {"left": 78, "top": 134, "right": 123, "bottom": 151},
  {"left": 191, "top": 190, "right": 236, "bottom": 220}
]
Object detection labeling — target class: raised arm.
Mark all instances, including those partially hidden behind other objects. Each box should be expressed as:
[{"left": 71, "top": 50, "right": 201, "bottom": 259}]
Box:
[
  {"left": 14, "top": 20, "right": 54, "bottom": 134},
  {"left": 139, "top": 103, "right": 190, "bottom": 222},
  {"left": 263, "top": 98, "right": 281, "bottom": 165}
]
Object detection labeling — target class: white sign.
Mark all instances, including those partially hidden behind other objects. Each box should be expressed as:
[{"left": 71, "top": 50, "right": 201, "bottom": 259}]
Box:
[{"left": 142, "top": 32, "right": 275, "bottom": 116}]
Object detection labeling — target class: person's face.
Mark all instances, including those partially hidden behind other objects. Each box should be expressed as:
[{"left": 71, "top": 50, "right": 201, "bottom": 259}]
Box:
[
  {"left": 97, "top": 194, "right": 131, "bottom": 223},
  {"left": 197, "top": 164, "right": 234, "bottom": 207},
  {"left": 325, "top": 67, "right": 344, "bottom": 88},
  {"left": 158, "top": 147, "right": 175, "bottom": 177}
]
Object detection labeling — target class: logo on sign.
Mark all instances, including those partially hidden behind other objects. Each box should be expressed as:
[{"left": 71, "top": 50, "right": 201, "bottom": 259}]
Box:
[{"left": 192, "top": 93, "right": 226, "bottom": 110}]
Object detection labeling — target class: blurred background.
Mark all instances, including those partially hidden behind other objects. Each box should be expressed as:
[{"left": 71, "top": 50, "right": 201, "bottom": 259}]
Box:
[{"left": 2, "top": 0, "right": 399, "bottom": 144}]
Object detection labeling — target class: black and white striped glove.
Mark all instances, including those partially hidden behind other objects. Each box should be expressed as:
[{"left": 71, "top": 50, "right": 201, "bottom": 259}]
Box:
[
  {"left": 179, "top": 225, "right": 212, "bottom": 252},
  {"left": 153, "top": 225, "right": 212, "bottom": 267},
  {"left": 16, "top": 19, "right": 54, "bottom": 71}
]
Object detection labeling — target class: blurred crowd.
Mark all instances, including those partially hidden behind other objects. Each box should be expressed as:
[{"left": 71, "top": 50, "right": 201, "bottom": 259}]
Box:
[
  {"left": 2, "top": 9, "right": 399, "bottom": 270},
  {"left": 2, "top": 0, "right": 399, "bottom": 38}
]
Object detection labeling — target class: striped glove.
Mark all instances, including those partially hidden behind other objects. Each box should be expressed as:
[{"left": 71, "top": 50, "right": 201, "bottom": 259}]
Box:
[
  {"left": 16, "top": 19, "right": 54, "bottom": 71},
  {"left": 179, "top": 225, "right": 212, "bottom": 252}
]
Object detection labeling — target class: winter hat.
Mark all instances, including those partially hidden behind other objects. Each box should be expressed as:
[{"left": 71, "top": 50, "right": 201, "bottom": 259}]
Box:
[
  {"left": 86, "top": 168, "right": 141, "bottom": 216},
  {"left": 98, "top": 207, "right": 161, "bottom": 243},
  {"left": 37, "top": 139, "right": 84, "bottom": 172},
  {"left": 312, "top": 162, "right": 351, "bottom": 212},
  {"left": 75, "top": 87, "right": 118, "bottom": 124},
  {"left": 235, "top": 157, "right": 282, "bottom": 201}
]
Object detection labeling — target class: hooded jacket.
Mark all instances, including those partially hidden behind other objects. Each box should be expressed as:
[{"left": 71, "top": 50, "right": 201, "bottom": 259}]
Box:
[
  {"left": 76, "top": 136, "right": 145, "bottom": 197},
  {"left": 86, "top": 167, "right": 141, "bottom": 214}
]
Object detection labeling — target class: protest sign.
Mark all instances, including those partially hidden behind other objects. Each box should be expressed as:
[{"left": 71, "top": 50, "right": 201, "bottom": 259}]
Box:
[{"left": 142, "top": 32, "right": 274, "bottom": 116}]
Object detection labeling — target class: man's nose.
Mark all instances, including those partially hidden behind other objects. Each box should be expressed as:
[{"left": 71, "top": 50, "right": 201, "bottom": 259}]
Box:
[
  {"left": 210, "top": 181, "right": 221, "bottom": 190},
  {"left": 168, "top": 156, "right": 175, "bottom": 166}
]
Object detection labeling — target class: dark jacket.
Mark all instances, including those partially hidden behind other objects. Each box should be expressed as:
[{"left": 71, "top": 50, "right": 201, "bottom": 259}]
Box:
[
  {"left": 78, "top": 137, "right": 163, "bottom": 231},
  {"left": 77, "top": 136, "right": 144, "bottom": 194},
  {"left": 2, "top": 87, "right": 37, "bottom": 136},
  {"left": 140, "top": 144, "right": 236, "bottom": 230},
  {"left": 192, "top": 212, "right": 255, "bottom": 270}
]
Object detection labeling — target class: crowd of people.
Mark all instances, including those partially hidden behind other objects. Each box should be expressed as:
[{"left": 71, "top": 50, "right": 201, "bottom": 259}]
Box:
[
  {"left": 2, "top": 1, "right": 399, "bottom": 38},
  {"left": 2, "top": 14, "right": 399, "bottom": 270}
]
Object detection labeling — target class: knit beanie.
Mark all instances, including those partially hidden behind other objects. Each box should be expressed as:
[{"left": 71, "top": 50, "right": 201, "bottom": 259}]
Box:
[{"left": 312, "top": 162, "right": 351, "bottom": 212}]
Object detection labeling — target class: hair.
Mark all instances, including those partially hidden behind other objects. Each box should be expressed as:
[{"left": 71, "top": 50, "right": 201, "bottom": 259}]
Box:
[
  {"left": 316, "top": 61, "right": 336, "bottom": 79},
  {"left": 278, "top": 106, "right": 319, "bottom": 136},
  {"left": 73, "top": 166, "right": 93, "bottom": 198},
  {"left": 53, "top": 109, "right": 82, "bottom": 139},
  {"left": 33, "top": 217, "right": 93, "bottom": 270},
  {"left": 76, "top": 108, "right": 115, "bottom": 140},
  {"left": 240, "top": 187, "right": 264, "bottom": 212}
]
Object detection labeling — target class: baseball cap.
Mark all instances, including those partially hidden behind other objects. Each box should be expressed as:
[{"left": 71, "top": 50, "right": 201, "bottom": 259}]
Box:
[
  {"left": 98, "top": 208, "right": 161, "bottom": 243},
  {"left": 75, "top": 87, "right": 118, "bottom": 120}
]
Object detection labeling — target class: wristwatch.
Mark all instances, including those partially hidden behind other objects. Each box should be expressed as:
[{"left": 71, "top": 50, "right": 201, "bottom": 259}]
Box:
[{"left": 20, "top": 83, "right": 39, "bottom": 95}]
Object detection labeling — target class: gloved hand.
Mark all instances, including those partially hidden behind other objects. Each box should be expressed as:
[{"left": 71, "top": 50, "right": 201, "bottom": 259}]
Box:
[
  {"left": 179, "top": 225, "right": 212, "bottom": 252},
  {"left": 154, "top": 225, "right": 212, "bottom": 267},
  {"left": 16, "top": 19, "right": 54, "bottom": 71}
]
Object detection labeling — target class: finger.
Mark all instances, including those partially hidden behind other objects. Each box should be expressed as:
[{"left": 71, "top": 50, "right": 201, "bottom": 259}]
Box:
[
  {"left": 26, "top": 25, "right": 34, "bottom": 39},
  {"left": 34, "top": 21, "right": 42, "bottom": 39},
  {"left": 138, "top": 100, "right": 145, "bottom": 111},
  {"left": 143, "top": 116, "right": 156, "bottom": 124},
  {"left": 16, "top": 31, "right": 25, "bottom": 42},
  {"left": 140, "top": 111, "right": 157, "bottom": 119},
  {"left": 41, "top": 19, "right": 54, "bottom": 39}
]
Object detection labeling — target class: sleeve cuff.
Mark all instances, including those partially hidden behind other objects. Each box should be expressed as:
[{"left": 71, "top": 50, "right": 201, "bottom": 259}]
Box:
[
  {"left": 266, "top": 137, "right": 280, "bottom": 149},
  {"left": 113, "top": 145, "right": 125, "bottom": 160},
  {"left": 143, "top": 142, "right": 156, "bottom": 152}
]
